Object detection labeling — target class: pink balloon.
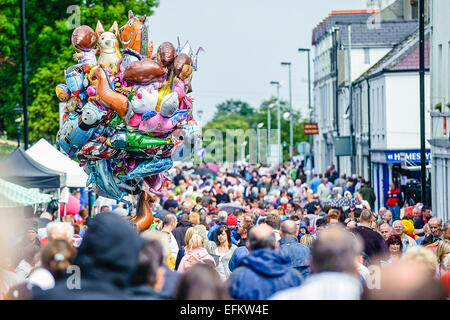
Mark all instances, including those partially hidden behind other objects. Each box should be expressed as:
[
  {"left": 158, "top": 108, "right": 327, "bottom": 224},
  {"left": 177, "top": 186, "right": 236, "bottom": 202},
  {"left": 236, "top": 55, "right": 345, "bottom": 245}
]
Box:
[{"left": 60, "top": 194, "right": 81, "bottom": 216}]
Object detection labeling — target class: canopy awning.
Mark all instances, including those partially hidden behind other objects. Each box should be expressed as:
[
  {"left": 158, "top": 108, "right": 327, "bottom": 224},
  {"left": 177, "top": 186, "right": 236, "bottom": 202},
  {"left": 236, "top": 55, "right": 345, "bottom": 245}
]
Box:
[
  {"left": 26, "top": 139, "right": 87, "bottom": 187},
  {"left": 0, "top": 148, "right": 65, "bottom": 188},
  {"left": 0, "top": 178, "right": 55, "bottom": 208}
]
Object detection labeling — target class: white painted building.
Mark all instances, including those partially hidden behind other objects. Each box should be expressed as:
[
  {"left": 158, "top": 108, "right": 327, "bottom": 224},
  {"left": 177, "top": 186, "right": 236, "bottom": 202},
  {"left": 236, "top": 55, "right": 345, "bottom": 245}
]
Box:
[
  {"left": 429, "top": 0, "right": 450, "bottom": 222},
  {"left": 311, "top": 9, "right": 418, "bottom": 175},
  {"left": 352, "top": 26, "right": 431, "bottom": 212}
]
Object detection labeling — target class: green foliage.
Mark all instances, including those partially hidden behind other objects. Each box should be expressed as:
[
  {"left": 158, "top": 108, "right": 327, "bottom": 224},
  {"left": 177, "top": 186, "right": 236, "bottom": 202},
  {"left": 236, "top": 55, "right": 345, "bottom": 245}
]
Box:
[
  {"left": 202, "top": 97, "right": 309, "bottom": 162},
  {"left": 0, "top": 0, "right": 159, "bottom": 143}
]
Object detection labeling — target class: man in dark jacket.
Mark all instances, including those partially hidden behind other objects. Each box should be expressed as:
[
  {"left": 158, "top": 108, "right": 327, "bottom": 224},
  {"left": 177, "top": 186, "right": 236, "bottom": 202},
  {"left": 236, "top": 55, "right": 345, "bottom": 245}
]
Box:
[
  {"left": 172, "top": 214, "right": 193, "bottom": 248},
  {"left": 359, "top": 179, "right": 376, "bottom": 211},
  {"left": 278, "top": 220, "right": 311, "bottom": 279},
  {"left": 227, "top": 224, "right": 302, "bottom": 300},
  {"left": 421, "top": 217, "right": 443, "bottom": 246},
  {"left": 351, "top": 209, "right": 388, "bottom": 264},
  {"left": 33, "top": 212, "right": 144, "bottom": 300}
]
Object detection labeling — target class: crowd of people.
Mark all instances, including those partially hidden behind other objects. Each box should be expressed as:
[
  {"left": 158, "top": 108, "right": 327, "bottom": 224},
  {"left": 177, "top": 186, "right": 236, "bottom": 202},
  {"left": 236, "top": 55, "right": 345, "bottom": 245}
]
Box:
[{"left": 1, "top": 161, "right": 450, "bottom": 300}]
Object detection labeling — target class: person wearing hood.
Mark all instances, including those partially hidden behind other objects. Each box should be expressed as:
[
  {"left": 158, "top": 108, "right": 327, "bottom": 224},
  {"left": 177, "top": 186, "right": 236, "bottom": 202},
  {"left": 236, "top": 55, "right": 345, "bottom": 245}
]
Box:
[
  {"left": 227, "top": 224, "right": 302, "bottom": 300},
  {"left": 177, "top": 227, "right": 216, "bottom": 273},
  {"left": 172, "top": 213, "right": 193, "bottom": 248},
  {"left": 32, "top": 212, "right": 144, "bottom": 300},
  {"left": 127, "top": 239, "right": 170, "bottom": 300}
]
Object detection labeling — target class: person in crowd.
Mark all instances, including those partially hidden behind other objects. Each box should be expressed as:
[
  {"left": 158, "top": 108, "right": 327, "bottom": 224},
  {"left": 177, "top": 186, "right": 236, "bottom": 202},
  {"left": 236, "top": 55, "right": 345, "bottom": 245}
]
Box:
[
  {"left": 359, "top": 179, "right": 376, "bottom": 211},
  {"left": 442, "top": 220, "right": 450, "bottom": 241},
  {"left": 27, "top": 239, "right": 76, "bottom": 292},
  {"left": 278, "top": 220, "right": 311, "bottom": 279},
  {"left": 227, "top": 224, "right": 302, "bottom": 300},
  {"left": 271, "top": 226, "right": 364, "bottom": 300},
  {"left": 436, "top": 240, "right": 450, "bottom": 279},
  {"left": 362, "top": 260, "right": 447, "bottom": 300},
  {"left": 45, "top": 222, "right": 74, "bottom": 245},
  {"left": 207, "top": 211, "right": 228, "bottom": 242},
  {"left": 317, "top": 177, "right": 331, "bottom": 204},
  {"left": 351, "top": 209, "right": 388, "bottom": 264},
  {"left": 172, "top": 214, "right": 193, "bottom": 249},
  {"left": 378, "top": 222, "right": 392, "bottom": 241},
  {"left": 421, "top": 217, "right": 443, "bottom": 247},
  {"left": 213, "top": 225, "right": 237, "bottom": 280},
  {"left": 215, "top": 185, "right": 230, "bottom": 204},
  {"left": 416, "top": 223, "right": 431, "bottom": 245},
  {"left": 128, "top": 239, "right": 169, "bottom": 300},
  {"left": 381, "top": 235, "right": 403, "bottom": 266},
  {"left": 160, "top": 214, "right": 179, "bottom": 269},
  {"left": 140, "top": 230, "right": 181, "bottom": 298},
  {"left": 226, "top": 214, "right": 239, "bottom": 244},
  {"left": 236, "top": 220, "right": 253, "bottom": 248},
  {"left": 299, "top": 234, "right": 315, "bottom": 246},
  {"left": 386, "top": 183, "right": 401, "bottom": 221},
  {"left": 174, "top": 263, "right": 231, "bottom": 300},
  {"left": 33, "top": 213, "right": 144, "bottom": 299},
  {"left": 309, "top": 173, "right": 322, "bottom": 194},
  {"left": 15, "top": 243, "right": 41, "bottom": 280},
  {"left": 264, "top": 214, "right": 282, "bottom": 242},
  {"left": 178, "top": 228, "right": 216, "bottom": 273},
  {"left": 392, "top": 220, "right": 417, "bottom": 251}
]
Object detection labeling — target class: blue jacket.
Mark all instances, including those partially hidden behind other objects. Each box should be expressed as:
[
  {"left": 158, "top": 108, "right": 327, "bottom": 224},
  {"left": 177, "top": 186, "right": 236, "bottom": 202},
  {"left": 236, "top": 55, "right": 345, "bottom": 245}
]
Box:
[
  {"left": 227, "top": 249, "right": 302, "bottom": 300},
  {"left": 309, "top": 178, "right": 322, "bottom": 194},
  {"left": 278, "top": 236, "right": 311, "bottom": 279},
  {"left": 230, "top": 227, "right": 240, "bottom": 245},
  {"left": 207, "top": 222, "right": 227, "bottom": 242}
]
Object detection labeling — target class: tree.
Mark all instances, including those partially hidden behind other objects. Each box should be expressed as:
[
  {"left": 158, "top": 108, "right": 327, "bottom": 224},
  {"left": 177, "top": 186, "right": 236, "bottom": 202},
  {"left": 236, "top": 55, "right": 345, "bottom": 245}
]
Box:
[
  {"left": 0, "top": 0, "right": 159, "bottom": 143},
  {"left": 202, "top": 97, "right": 309, "bottom": 163}
]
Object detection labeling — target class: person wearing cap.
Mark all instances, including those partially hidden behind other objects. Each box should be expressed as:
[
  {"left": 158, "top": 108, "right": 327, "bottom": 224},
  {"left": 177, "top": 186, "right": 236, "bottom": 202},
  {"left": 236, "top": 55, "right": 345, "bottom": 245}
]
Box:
[{"left": 226, "top": 214, "right": 238, "bottom": 245}]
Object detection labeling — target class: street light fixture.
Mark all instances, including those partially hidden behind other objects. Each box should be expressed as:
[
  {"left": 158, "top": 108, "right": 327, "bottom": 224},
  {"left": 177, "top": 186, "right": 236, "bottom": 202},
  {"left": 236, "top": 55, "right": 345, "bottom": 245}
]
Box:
[
  {"left": 298, "top": 48, "right": 313, "bottom": 170},
  {"left": 14, "top": 104, "right": 22, "bottom": 148},
  {"left": 267, "top": 103, "right": 275, "bottom": 164},
  {"left": 257, "top": 122, "right": 264, "bottom": 164},
  {"left": 270, "top": 81, "right": 284, "bottom": 164},
  {"left": 281, "top": 62, "right": 293, "bottom": 160}
]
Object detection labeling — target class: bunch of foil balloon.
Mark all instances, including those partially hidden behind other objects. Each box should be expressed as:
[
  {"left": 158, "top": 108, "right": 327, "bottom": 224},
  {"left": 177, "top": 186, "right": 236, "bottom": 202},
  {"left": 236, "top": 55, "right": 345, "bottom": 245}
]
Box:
[{"left": 56, "top": 11, "right": 202, "bottom": 230}]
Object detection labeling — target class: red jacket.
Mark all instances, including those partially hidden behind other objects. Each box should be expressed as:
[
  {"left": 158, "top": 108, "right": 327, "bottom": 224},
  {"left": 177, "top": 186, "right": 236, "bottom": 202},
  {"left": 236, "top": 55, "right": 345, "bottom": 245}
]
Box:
[{"left": 386, "top": 188, "right": 401, "bottom": 207}]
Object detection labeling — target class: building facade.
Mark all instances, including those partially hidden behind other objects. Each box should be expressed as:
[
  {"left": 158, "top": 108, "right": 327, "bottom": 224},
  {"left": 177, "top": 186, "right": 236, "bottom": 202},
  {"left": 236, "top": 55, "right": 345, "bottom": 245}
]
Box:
[
  {"left": 429, "top": 0, "right": 450, "bottom": 222},
  {"left": 352, "top": 27, "right": 431, "bottom": 212},
  {"left": 312, "top": 9, "right": 418, "bottom": 175}
]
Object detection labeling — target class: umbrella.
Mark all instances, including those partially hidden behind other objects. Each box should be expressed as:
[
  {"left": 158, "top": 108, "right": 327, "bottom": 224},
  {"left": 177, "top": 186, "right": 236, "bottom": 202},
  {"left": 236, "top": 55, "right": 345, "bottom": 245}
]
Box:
[
  {"left": 217, "top": 202, "right": 244, "bottom": 214},
  {"left": 193, "top": 168, "right": 217, "bottom": 178},
  {"left": 153, "top": 208, "right": 172, "bottom": 220},
  {"left": 206, "top": 162, "right": 220, "bottom": 172},
  {"left": 0, "top": 178, "right": 54, "bottom": 208},
  {"left": 327, "top": 196, "right": 360, "bottom": 208}
]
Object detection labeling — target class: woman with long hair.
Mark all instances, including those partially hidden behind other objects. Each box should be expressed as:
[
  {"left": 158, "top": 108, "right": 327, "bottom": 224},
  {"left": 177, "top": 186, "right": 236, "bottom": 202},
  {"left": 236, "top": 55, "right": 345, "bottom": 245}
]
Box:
[
  {"left": 177, "top": 228, "right": 216, "bottom": 273},
  {"left": 214, "top": 225, "right": 237, "bottom": 280}
]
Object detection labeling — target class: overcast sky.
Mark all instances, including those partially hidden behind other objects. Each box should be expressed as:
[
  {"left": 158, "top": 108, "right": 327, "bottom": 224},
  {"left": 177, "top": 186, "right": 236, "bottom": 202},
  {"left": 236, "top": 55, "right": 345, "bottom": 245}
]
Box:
[{"left": 149, "top": 0, "right": 367, "bottom": 126}]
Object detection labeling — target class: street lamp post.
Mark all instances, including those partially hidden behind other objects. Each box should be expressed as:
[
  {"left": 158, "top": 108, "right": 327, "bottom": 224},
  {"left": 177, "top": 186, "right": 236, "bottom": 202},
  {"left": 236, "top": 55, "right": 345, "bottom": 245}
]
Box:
[
  {"left": 281, "top": 62, "right": 293, "bottom": 160},
  {"left": 270, "top": 81, "right": 284, "bottom": 164},
  {"left": 267, "top": 103, "right": 275, "bottom": 165},
  {"left": 298, "top": 48, "right": 313, "bottom": 170},
  {"left": 257, "top": 123, "right": 264, "bottom": 164},
  {"left": 14, "top": 104, "right": 22, "bottom": 148}
]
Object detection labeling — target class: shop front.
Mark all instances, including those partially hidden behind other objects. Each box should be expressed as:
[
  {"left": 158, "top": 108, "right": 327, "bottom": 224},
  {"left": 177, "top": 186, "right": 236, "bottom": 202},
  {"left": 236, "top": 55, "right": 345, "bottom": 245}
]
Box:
[{"left": 371, "top": 149, "right": 431, "bottom": 212}]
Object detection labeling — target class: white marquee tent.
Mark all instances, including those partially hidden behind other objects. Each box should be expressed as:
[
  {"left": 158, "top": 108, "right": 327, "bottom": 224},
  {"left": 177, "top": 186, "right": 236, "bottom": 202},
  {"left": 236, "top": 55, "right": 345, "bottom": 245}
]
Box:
[{"left": 26, "top": 139, "right": 88, "bottom": 188}]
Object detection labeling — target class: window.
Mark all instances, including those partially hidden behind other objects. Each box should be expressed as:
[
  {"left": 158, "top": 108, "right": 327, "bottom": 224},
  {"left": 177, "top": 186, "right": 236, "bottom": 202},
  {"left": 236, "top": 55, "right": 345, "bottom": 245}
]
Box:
[{"left": 364, "top": 48, "right": 370, "bottom": 65}]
